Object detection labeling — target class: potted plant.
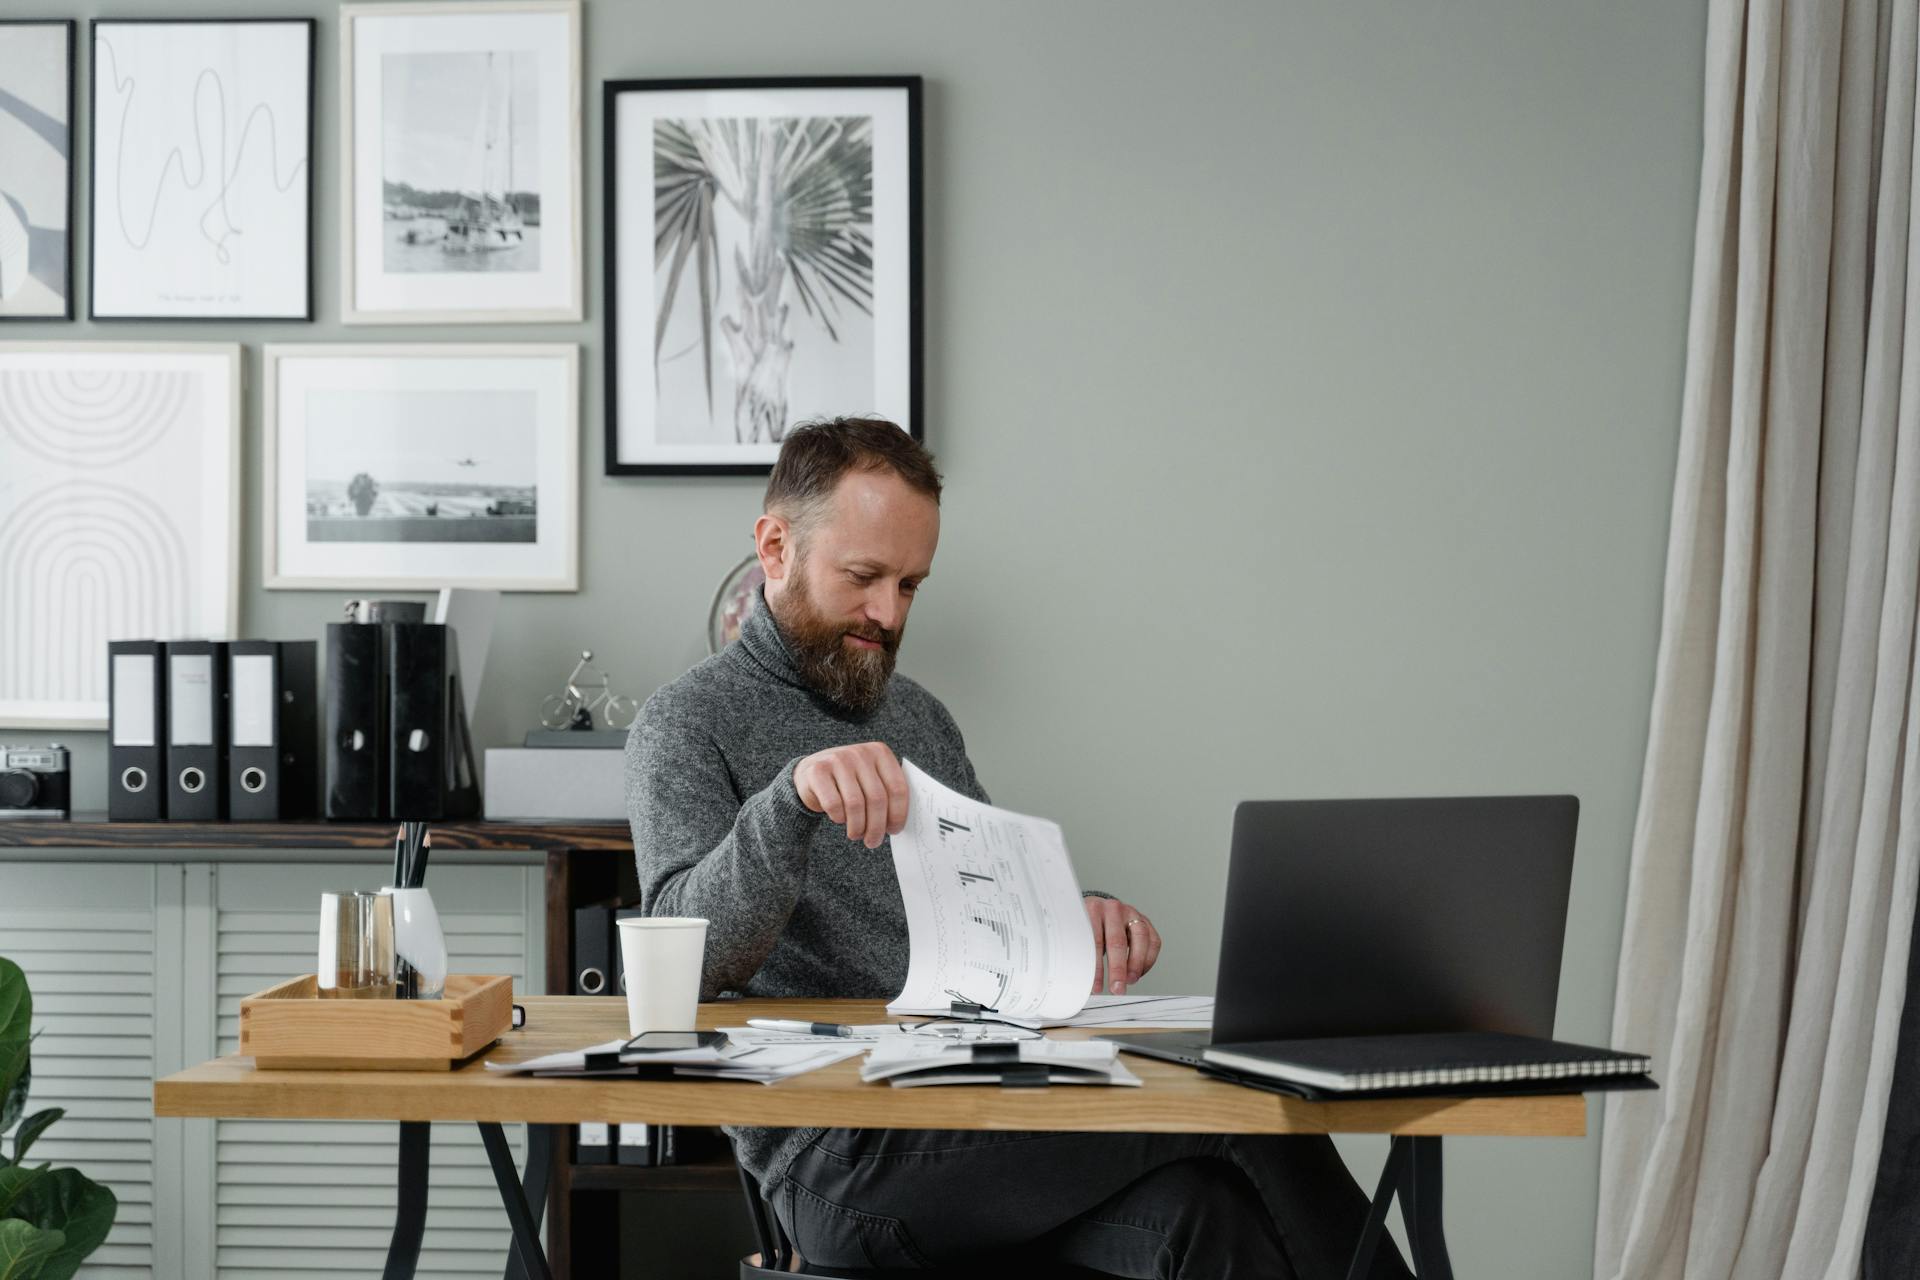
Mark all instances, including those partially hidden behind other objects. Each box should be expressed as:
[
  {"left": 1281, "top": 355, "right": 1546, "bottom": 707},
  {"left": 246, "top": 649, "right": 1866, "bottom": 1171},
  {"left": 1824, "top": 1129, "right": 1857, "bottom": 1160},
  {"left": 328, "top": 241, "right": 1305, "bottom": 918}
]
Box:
[{"left": 1, "top": 957, "right": 116, "bottom": 1279}]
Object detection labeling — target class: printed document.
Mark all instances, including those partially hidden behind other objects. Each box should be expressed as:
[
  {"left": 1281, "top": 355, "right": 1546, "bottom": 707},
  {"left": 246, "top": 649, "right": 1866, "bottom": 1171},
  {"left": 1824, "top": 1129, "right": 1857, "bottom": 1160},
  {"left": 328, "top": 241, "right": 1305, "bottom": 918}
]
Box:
[
  {"left": 886, "top": 761, "right": 1095, "bottom": 1023},
  {"left": 484, "top": 1039, "right": 862, "bottom": 1081},
  {"left": 861, "top": 1037, "right": 1143, "bottom": 1088}
]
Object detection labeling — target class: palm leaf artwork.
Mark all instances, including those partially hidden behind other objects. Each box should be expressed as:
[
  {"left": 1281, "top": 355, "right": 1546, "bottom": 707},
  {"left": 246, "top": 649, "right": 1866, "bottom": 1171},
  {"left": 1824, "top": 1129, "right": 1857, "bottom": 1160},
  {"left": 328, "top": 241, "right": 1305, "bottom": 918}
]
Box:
[{"left": 653, "top": 115, "right": 874, "bottom": 444}]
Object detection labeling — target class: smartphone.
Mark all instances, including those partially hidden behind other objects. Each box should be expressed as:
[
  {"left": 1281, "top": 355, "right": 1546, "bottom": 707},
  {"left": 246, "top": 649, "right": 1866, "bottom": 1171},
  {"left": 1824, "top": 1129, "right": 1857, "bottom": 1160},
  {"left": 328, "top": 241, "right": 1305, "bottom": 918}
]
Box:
[{"left": 620, "top": 1030, "right": 729, "bottom": 1054}]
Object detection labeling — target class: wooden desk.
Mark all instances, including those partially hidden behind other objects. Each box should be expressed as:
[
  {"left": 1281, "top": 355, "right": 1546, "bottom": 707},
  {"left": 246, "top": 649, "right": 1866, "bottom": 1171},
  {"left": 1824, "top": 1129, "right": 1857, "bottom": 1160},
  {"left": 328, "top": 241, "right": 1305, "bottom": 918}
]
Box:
[
  {"left": 156, "top": 997, "right": 1584, "bottom": 1279},
  {"left": 158, "top": 996, "right": 1584, "bottom": 1136}
]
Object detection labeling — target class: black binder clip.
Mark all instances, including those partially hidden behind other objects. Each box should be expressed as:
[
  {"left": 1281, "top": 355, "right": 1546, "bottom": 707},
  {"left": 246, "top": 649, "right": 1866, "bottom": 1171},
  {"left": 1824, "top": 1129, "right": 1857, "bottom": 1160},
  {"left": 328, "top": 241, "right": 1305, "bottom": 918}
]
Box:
[
  {"left": 935, "top": 989, "right": 1039, "bottom": 1035},
  {"left": 966, "top": 1042, "right": 1046, "bottom": 1086},
  {"left": 944, "top": 989, "right": 999, "bottom": 1021},
  {"left": 968, "top": 1042, "right": 1023, "bottom": 1066}
]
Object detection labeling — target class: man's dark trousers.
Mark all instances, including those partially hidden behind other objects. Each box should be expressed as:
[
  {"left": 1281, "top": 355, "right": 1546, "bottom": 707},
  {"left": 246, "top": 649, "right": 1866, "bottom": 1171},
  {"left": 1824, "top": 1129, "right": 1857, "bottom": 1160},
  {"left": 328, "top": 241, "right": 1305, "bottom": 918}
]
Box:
[{"left": 774, "top": 1127, "right": 1414, "bottom": 1279}]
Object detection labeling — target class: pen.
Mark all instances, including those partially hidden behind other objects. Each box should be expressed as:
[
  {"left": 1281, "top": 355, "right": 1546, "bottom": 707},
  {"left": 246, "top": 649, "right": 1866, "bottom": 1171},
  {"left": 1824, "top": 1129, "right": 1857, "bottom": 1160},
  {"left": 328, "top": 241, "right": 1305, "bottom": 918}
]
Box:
[{"left": 747, "top": 1018, "right": 855, "bottom": 1038}]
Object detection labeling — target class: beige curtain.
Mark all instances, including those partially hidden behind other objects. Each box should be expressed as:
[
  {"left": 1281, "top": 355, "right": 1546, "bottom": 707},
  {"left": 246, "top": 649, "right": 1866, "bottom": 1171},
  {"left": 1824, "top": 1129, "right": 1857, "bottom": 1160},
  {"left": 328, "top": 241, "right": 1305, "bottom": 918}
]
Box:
[{"left": 1594, "top": 0, "right": 1920, "bottom": 1277}]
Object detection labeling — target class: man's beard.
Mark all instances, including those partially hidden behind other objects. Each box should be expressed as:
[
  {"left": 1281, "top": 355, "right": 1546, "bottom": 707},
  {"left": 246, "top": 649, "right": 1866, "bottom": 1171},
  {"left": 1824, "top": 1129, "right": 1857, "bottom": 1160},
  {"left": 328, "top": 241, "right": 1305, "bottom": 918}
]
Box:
[{"left": 772, "top": 569, "right": 901, "bottom": 713}]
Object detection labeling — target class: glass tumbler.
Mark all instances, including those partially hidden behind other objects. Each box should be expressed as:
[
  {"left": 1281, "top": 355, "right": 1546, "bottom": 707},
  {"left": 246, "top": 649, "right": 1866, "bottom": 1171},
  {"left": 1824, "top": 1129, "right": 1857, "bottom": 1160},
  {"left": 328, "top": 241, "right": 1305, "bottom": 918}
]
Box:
[{"left": 317, "top": 890, "right": 396, "bottom": 998}]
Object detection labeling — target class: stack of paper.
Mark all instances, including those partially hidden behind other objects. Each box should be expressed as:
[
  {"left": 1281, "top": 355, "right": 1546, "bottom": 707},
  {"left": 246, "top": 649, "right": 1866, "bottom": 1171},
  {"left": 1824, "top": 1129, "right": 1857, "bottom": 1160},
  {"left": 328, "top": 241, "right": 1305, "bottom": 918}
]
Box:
[
  {"left": 883, "top": 995, "right": 1215, "bottom": 1032},
  {"left": 1054, "top": 994, "right": 1214, "bottom": 1028},
  {"left": 881, "top": 764, "right": 1211, "bottom": 1031},
  {"left": 884, "top": 762, "right": 1094, "bottom": 1024},
  {"left": 860, "top": 1037, "right": 1143, "bottom": 1088},
  {"left": 671, "top": 1044, "right": 866, "bottom": 1083},
  {"left": 484, "top": 1039, "right": 864, "bottom": 1083},
  {"left": 719, "top": 1024, "right": 923, "bottom": 1047}
]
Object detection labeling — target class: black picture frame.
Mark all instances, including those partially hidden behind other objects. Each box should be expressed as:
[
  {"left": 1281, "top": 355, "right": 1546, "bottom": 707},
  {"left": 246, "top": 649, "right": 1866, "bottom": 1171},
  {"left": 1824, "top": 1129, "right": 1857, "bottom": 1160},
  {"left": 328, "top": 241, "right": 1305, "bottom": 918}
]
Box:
[
  {"left": 87, "top": 17, "right": 316, "bottom": 322},
  {"left": 602, "top": 75, "right": 924, "bottom": 476},
  {"left": 0, "top": 19, "right": 76, "bottom": 322}
]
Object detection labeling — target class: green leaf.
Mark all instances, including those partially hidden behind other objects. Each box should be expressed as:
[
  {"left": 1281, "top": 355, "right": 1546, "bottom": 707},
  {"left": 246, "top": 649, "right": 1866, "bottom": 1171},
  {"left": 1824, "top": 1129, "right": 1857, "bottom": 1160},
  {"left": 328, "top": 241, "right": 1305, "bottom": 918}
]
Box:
[
  {"left": 9, "top": 1111, "right": 61, "bottom": 1168},
  {"left": 0, "top": 962, "right": 26, "bottom": 1043},
  {"left": 9, "top": 1169, "right": 114, "bottom": 1280},
  {"left": 0, "top": 1167, "right": 47, "bottom": 1219},
  {"left": 0, "top": 1051, "right": 28, "bottom": 1139},
  {"left": 0, "top": 1217, "right": 63, "bottom": 1280}
]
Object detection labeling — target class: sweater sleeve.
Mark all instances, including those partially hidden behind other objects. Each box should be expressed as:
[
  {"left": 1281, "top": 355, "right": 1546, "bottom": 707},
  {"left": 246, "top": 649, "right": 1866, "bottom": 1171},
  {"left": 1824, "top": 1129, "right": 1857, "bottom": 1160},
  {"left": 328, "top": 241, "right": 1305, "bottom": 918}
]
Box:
[{"left": 625, "top": 692, "right": 824, "bottom": 998}]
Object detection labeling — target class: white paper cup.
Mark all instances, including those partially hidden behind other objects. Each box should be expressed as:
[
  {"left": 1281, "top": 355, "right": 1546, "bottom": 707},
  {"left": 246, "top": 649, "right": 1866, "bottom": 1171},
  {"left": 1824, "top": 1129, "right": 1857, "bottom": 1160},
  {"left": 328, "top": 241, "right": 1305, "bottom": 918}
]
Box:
[{"left": 616, "top": 916, "right": 708, "bottom": 1035}]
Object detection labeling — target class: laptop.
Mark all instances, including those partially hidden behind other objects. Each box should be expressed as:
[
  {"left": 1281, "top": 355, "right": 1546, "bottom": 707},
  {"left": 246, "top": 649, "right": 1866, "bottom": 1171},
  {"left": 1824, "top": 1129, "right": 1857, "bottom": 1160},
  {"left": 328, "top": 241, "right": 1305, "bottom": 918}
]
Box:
[{"left": 1100, "top": 795, "right": 1579, "bottom": 1067}]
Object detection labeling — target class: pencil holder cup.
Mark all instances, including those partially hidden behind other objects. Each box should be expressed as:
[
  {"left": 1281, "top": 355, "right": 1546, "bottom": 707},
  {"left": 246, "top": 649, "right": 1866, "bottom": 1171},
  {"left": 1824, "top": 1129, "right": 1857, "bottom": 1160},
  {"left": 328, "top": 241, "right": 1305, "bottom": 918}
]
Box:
[
  {"left": 316, "top": 891, "right": 395, "bottom": 999},
  {"left": 381, "top": 886, "right": 447, "bottom": 1000}
]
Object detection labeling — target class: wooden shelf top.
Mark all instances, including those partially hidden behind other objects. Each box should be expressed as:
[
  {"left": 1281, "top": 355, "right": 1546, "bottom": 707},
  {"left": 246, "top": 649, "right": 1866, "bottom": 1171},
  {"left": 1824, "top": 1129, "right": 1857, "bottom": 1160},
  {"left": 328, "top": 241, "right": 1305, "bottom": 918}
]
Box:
[
  {"left": 0, "top": 815, "right": 632, "bottom": 852},
  {"left": 156, "top": 997, "right": 1589, "bottom": 1138}
]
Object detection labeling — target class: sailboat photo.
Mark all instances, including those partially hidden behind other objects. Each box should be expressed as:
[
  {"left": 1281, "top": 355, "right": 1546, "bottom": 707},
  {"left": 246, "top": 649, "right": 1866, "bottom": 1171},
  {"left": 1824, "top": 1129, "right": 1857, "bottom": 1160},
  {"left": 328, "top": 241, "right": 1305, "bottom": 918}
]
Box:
[
  {"left": 441, "top": 52, "right": 526, "bottom": 256},
  {"left": 381, "top": 48, "right": 541, "bottom": 274}
]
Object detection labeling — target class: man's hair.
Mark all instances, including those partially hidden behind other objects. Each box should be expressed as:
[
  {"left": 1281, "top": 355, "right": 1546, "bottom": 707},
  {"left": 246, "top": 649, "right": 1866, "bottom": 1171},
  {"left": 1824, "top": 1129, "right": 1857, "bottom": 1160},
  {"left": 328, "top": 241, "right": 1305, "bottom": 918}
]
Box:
[{"left": 763, "top": 417, "right": 942, "bottom": 539}]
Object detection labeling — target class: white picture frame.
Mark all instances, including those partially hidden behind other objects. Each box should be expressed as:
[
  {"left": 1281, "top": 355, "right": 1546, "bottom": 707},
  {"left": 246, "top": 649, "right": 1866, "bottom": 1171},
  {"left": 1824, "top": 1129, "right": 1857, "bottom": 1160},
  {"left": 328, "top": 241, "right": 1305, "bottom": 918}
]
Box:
[
  {"left": 0, "top": 342, "right": 241, "bottom": 729},
  {"left": 263, "top": 343, "right": 579, "bottom": 591},
  {"left": 340, "top": 0, "right": 582, "bottom": 325},
  {"left": 89, "top": 19, "right": 314, "bottom": 320},
  {"left": 0, "top": 21, "right": 76, "bottom": 321}
]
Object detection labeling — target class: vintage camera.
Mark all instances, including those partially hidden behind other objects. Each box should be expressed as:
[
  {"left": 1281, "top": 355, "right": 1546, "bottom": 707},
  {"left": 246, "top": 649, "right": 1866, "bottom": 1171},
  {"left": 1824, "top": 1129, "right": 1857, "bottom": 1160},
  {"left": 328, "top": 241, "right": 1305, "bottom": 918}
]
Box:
[{"left": 0, "top": 745, "right": 70, "bottom": 819}]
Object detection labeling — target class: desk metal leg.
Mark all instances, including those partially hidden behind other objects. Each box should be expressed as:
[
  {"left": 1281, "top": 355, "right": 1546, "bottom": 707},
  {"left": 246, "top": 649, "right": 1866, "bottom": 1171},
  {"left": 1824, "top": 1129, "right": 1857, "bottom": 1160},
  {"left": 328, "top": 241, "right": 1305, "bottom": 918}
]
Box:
[
  {"left": 481, "top": 1122, "right": 555, "bottom": 1280},
  {"left": 501, "top": 1125, "right": 553, "bottom": 1280},
  {"left": 383, "top": 1122, "right": 431, "bottom": 1280},
  {"left": 1342, "top": 1136, "right": 1453, "bottom": 1280},
  {"left": 1343, "top": 1136, "right": 1410, "bottom": 1280},
  {"left": 1402, "top": 1136, "right": 1453, "bottom": 1280}
]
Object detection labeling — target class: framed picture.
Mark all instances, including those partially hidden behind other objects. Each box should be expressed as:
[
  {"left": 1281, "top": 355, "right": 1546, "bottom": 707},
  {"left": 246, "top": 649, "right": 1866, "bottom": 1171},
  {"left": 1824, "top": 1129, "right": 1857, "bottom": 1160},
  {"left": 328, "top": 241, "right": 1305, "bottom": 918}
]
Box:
[
  {"left": 89, "top": 19, "right": 314, "bottom": 320},
  {"left": 0, "top": 21, "right": 75, "bottom": 320},
  {"left": 604, "top": 76, "right": 923, "bottom": 475},
  {"left": 263, "top": 344, "right": 579, "bottom": 591},
  {"left": 0, "top": 343, "right": 241, "bottom": 729},
  {"left": 341, "top": 0, "right": 582, "bottom": 324}
]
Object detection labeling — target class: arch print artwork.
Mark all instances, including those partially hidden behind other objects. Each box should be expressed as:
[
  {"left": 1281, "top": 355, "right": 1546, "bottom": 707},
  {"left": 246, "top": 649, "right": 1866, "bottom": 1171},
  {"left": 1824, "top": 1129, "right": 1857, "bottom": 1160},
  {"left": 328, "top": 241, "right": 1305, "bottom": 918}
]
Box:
[{"left": 0, "top": 344, "right": 239, "bottom": 729}]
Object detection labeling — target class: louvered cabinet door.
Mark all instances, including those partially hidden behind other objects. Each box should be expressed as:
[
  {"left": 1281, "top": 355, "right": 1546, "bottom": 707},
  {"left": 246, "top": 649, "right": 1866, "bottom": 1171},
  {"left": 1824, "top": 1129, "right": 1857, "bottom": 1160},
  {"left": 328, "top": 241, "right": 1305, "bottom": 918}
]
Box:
[
  {"left": 0, "top": 862, "right": 183, "bottom": 1278},
  {"left": 210, "top": 862, "right": 545, "bottom": 1280}
]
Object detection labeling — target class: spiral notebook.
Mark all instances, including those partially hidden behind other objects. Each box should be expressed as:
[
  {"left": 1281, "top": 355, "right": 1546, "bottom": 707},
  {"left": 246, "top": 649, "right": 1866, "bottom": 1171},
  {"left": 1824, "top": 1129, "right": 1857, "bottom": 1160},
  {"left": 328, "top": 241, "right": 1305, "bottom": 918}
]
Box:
[{"left": 1201, "top": 1031, "right": 1652, "bottom": 1094}]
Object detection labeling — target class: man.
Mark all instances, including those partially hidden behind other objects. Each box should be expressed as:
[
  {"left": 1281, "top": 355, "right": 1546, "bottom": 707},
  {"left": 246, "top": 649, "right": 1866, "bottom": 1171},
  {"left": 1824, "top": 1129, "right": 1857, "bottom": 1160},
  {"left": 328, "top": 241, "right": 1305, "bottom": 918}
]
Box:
[{"left": 627, "top": 418, "right": 1406, "bottom": 1278}]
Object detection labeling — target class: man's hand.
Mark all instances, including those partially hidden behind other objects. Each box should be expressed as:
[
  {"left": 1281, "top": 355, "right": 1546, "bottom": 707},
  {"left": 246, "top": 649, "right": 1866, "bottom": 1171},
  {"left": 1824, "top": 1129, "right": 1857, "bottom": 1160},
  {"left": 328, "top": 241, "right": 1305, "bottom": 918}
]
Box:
[
  {"left": 1087, "top": 898, "right": 1162, "bottom": 995},
  {"left": 794, "top": 742, "right": 909, "bottom": 849}
]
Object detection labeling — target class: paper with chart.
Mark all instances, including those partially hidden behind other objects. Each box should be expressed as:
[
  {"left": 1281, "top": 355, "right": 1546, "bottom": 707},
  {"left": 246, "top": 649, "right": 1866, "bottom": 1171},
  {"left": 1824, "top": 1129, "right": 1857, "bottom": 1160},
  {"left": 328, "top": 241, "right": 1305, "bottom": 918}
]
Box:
[{"left": 886, "top": 762, "right": 1096, "bottom": 1023}]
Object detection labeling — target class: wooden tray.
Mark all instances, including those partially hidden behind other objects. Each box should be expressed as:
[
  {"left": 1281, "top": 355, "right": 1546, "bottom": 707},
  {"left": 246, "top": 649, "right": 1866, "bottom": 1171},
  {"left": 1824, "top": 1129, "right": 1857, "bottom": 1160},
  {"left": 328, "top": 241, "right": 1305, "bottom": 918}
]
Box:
[{"left": 239, "top": 974, "right": 513, "bottom": 1071}]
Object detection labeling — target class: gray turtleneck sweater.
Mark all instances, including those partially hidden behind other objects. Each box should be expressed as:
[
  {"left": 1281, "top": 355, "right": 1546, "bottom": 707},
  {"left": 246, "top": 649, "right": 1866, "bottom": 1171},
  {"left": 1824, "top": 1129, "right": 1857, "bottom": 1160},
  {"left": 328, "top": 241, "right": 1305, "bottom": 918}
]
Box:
[{"left": 626, "top": 588, "right": 1031, "bottom": 1190}]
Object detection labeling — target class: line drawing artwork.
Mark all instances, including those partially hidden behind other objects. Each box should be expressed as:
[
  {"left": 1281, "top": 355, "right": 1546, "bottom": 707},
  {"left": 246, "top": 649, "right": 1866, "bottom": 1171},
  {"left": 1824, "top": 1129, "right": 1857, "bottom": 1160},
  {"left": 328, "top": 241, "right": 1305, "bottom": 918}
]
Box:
[{"left": 92, "top": 25, "right": 310, "bottom": 316}]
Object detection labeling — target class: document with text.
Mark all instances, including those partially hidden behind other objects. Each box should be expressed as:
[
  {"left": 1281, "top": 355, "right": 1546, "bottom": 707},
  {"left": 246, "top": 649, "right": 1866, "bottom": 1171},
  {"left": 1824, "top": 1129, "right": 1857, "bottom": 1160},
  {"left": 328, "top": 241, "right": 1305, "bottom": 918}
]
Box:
[{"left": 886, "top": 761, "right": 1096, "bottom": 1023}]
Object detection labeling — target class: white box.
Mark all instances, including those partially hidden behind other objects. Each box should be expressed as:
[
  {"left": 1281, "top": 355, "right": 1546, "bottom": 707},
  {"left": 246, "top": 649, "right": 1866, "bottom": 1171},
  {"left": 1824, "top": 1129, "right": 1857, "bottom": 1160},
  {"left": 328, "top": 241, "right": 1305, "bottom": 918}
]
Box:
[{"left": 483, "top": 747, "right": 626, "bottom": 820}]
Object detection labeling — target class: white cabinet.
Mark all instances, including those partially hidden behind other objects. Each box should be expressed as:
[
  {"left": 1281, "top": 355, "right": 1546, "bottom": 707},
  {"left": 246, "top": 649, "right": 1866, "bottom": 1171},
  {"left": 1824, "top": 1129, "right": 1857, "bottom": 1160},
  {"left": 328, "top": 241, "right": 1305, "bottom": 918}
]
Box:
[
  {"left": 0, "top": 858, "right": 545, "bottom": 1280},
  {"left": 0, "top": 863, "right": 182, "bottom": 1278}
]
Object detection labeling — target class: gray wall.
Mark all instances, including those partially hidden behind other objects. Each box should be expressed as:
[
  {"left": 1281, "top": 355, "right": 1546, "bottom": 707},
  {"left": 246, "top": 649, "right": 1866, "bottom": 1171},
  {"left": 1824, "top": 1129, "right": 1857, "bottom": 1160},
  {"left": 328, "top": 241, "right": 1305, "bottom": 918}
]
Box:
[{"left": 17, "top": 0, "right": 1707, "bottom": 1274}]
